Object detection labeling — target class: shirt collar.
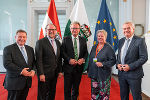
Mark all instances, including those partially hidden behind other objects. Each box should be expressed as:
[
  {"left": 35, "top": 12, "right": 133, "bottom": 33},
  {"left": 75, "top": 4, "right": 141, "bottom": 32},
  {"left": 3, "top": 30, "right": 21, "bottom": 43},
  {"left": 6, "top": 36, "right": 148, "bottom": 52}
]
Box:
[
  {"left": 72, "top": 35, "right": 79, "bottom": 40},
  {"left": 47, "top": 36, "right": 55, "bottom": 41},
  {"left": 125, "top": 34, "right": 133, "bottom": 41},
  {"left": 16, "top": 43, "right": 25, "bottom": 48}
]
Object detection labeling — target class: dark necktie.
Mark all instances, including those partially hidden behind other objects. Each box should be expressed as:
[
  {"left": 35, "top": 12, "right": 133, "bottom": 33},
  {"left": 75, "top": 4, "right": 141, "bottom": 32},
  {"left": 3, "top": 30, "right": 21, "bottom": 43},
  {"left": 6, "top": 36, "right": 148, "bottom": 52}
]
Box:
[
  {"left": 74, "top": 37, "right": 78, "bottom": 60},
  {"left": 121, "top": 39, "right": 130, "bottom": 64}
]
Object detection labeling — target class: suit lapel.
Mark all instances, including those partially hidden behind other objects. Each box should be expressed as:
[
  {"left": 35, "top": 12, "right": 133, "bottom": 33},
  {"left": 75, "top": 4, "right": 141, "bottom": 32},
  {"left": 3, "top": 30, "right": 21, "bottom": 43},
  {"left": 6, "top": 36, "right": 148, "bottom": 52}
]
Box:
[
  {"left": 120, "top": 38, "right": 125, "bottom": 51},
  {"left": 79, "top": 37, "right": 81, "bottom": 57},
  {"left": 55, "top": 39, "right": 60, "bottom": 57},
  {"left": 126, "top": 36, "right": 136, "bottom": 56},
  {"left": 69, "top": 36, "right": 74, "bottom": 52},
  {"left": 67, "top": 36, "right": 75, "bottom": 58},
  {"left": 14, "top": 43, "right": 27, "bottom": 64},
  {"left": 45, "top": 37, "right": 56, "bottom": 55},
  {"left": 25, "top": 45, "right": 30, "bottom": 64},
  {"left": 118, "top": 38, "right": 125, "bottom": 62}
]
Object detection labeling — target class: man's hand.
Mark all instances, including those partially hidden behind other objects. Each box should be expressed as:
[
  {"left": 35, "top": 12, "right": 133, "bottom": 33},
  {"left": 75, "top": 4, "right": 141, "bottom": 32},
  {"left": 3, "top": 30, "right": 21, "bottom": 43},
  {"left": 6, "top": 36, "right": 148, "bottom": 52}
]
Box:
[
  {"left": 40, "top": 74, "right": 45, "bottom": 82},
  {"left": 117, "top": 64, "right": 123, "bottom": 71},
  {"left": 69, "top": 59, "right": 78, "bottom": 66},
  {"left": 29, "top": 70, "right": 35, "bottom": 77},
  {"left": 58, "top": 73, "right": 63, "bottom": 78},
  {"left": 77, "top": 58, "right": 85, "bottom": 65},
  {"left": 21, "top": 68, "right": 31, "bottom": 76},
  {"left": 122, "top": 64, "right": 130, "bottom": 72}
]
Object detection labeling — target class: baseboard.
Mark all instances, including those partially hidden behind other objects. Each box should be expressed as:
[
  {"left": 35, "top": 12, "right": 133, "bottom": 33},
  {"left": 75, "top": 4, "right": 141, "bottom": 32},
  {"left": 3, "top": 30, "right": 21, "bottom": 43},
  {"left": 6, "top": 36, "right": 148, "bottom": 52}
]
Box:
[
  {"left": 0, "top": 72, "right": 6, "bottom": 74},
  {"left": 142, "top": 93, "right": 150, "bottom": 99}
]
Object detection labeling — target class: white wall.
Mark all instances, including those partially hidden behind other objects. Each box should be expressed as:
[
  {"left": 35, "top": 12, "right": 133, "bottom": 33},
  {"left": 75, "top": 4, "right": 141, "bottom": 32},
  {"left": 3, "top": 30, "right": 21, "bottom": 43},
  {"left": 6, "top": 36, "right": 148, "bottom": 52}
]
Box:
[
  {"left": 132, "top": 0, "right": 150, "bottom": 97},
  {"left": 119, "top": 0, "right": 133, "bottom": 38},
  {"left": 142, "top": 33, "right": 150, "bottom": 97},
  {"left": 132, "top": 0, "right": 146, "bottom": 32}
]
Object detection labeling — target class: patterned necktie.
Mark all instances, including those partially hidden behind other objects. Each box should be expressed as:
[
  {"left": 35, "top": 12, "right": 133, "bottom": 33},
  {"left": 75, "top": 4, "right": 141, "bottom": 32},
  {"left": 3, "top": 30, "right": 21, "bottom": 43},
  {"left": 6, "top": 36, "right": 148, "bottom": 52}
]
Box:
[
  {"left": 121, "top": 39, "right": 130, "bottom": 64},
  {"left": 74, "top": 37, "right": 78, "bottom": 60},
  {"left": 51, "top": 39, "right": 56, "bottom": 55},
  {"left": 20, "top": 46, "right": 28, "bottom": 63}
]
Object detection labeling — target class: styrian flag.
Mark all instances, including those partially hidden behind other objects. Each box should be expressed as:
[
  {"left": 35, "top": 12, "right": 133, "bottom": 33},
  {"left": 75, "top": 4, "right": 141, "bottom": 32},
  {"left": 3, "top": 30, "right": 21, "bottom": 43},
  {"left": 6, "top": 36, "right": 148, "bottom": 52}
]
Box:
[
  {"left": 39, "top": 0, "right": 61, "bottom": 39},
  {"left": 64, "top": 0, "right": 93, "bottom": 71}
]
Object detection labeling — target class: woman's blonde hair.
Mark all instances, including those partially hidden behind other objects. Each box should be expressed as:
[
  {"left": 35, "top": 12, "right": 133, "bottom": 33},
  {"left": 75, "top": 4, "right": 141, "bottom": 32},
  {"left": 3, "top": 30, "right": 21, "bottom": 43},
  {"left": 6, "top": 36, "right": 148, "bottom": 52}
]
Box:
[{"left": 96, "top": 29, "right": 107, "bottom": 39}]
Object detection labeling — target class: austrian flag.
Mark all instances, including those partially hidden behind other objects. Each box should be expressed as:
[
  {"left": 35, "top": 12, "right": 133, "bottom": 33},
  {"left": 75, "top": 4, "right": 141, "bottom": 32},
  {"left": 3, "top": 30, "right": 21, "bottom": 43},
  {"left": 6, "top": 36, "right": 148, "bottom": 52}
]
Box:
[{"left": 39, "top": 0, "right": 61, "bottom": 39}]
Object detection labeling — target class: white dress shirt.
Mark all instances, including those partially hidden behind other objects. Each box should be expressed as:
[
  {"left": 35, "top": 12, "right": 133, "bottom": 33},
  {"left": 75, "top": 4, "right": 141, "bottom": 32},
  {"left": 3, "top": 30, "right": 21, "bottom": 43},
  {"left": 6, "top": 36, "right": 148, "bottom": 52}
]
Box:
[{"left": 121, "top": 35, "right": 133, "bottom": 64}]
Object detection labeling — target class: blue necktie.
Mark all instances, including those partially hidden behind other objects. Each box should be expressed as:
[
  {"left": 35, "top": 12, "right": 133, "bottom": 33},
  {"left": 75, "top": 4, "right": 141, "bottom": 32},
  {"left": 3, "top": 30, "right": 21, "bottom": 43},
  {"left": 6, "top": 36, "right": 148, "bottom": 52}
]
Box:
[
  {"left": 121, "top": 39, "right": 130, "bottom": 64},
  {"left": 20, "top": 47, "right": 28, "bottom": 63}
]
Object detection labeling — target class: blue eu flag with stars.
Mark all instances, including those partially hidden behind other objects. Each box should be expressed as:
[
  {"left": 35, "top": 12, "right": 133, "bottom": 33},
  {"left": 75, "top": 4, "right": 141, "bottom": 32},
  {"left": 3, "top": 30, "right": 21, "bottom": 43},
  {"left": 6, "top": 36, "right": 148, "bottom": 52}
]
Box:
[{"left": 94, "top": 0, "right": 118, "bottom": 51}]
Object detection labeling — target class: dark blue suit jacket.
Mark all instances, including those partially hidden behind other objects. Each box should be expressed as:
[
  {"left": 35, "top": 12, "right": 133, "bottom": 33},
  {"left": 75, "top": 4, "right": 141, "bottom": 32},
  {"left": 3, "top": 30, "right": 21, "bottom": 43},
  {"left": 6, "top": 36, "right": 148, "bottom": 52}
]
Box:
[
  {"left": 117, "top": 36, "right": 148, "bottom": 79},
  {"left": 3, "top": 43, "right": 35, "bottom": 90}
]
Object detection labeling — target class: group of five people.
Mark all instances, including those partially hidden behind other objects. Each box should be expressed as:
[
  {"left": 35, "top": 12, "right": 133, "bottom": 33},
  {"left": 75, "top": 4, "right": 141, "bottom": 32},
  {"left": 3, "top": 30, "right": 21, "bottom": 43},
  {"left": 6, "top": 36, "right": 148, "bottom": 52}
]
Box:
[{"left": 3, "top": 21, "right": 148, "bottom": 100}]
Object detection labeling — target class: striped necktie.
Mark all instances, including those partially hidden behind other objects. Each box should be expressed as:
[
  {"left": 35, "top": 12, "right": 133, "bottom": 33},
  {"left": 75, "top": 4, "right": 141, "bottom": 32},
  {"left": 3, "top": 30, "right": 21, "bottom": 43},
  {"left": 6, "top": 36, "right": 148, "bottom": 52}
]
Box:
[
  {"left": 20, "top": 46, "right": 28, "bottom": 63},
  {"left": 51, "top": 39, "right": 56, "bottom": 55}
]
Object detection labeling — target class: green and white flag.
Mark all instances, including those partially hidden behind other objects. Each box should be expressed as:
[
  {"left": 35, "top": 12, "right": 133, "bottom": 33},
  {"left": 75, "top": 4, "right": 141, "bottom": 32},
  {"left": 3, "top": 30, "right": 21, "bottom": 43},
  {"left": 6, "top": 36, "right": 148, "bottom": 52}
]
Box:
[{"left": 64, "top": 0, "right": 93, "bottom": 72}]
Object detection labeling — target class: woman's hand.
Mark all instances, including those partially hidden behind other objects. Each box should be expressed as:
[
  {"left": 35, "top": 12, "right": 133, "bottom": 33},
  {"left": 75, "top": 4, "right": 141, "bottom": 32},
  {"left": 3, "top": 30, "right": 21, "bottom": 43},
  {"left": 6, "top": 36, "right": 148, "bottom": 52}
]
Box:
[{"left": 95, "top": 62, "right": 103, "bottom": 67}]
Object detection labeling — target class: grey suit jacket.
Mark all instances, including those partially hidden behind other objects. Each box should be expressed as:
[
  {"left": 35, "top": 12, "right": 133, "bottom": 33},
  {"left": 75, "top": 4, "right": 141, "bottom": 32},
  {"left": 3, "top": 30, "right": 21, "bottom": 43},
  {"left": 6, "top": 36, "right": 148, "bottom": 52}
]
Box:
[
  {"left": 117, "top": 36, "right": 148, "bottom": 79},
  {"left": 35, "top": 37, "right": 62, "bottom": 79},
  {"left": 3, "top": 43, "right": 35, "bottom": 90},
  {"left": 88, "top": 43, "right": 116, "bottom": 81}
]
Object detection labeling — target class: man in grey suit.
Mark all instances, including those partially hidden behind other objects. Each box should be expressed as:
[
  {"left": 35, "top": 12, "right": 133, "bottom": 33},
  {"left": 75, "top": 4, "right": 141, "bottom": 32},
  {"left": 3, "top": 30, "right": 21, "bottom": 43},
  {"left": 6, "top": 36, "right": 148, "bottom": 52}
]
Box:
[
  {"left": 3, "top": 29, "right": 35, "bottom": 100},
  {"left": 35, "top": 24, "right": 62, "bottom": 100},
  {"left": 62, "top": 21, "right": 88, "bottom": 100},
  {"left": 117, "top": 22, "right": 148, "bottom": 100}
]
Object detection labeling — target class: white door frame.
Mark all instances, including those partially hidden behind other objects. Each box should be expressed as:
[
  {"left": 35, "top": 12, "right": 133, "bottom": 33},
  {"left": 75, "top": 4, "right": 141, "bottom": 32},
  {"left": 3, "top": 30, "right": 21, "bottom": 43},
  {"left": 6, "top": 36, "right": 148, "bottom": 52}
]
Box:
[{"left": 27, "top": 0, "right": 74, "bottom": 47}]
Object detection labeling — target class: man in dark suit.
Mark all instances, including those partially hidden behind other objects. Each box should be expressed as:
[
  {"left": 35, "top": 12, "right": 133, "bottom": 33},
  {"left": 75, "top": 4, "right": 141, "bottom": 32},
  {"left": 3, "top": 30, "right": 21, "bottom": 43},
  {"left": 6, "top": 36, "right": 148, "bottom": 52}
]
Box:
[
  {"left": 35, "top": 24, "right": 62, "bottom": 100},
  {"left": 3, "top": 29, "right": 35, "bottom": 100},
  {"left": 117, "top": 22, "right": 148, "bottom": 100},
  {"left": 62, "top": 21, "right": 88, "bottom": 100}
]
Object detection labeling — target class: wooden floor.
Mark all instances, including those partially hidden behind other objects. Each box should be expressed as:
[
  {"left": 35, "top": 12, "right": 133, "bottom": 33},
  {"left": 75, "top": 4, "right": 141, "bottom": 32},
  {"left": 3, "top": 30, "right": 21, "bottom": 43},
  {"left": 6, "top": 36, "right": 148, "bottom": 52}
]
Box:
[{"left": 112, "top": 74, "right": 150, "bottom": 100}]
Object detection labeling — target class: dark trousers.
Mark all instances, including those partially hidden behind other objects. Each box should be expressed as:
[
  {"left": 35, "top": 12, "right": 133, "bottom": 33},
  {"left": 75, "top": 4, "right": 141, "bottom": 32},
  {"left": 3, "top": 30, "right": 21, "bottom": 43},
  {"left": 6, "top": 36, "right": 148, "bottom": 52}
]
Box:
[
  {"left": 119, "top": 77, "right": 142, "bottom": 100},
  {"left": 7, "top": 88, "right": 29, "bottom": 100},
  {"left": 37, "top": 75, "right": 58, "bottom": 100},
  {"left": 64, "top": 70, "right": 82, "bottom": 100}
]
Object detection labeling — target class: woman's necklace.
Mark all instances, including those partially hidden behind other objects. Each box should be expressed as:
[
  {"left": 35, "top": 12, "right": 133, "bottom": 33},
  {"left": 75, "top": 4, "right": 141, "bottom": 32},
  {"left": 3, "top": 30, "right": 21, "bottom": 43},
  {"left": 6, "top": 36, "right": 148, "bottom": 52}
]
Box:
[
  {"left": 97, "top": 44, "right": 104, "bottom": 51},
  {"left": 95, "top": 43, "right": 104, "bottom": 57}
]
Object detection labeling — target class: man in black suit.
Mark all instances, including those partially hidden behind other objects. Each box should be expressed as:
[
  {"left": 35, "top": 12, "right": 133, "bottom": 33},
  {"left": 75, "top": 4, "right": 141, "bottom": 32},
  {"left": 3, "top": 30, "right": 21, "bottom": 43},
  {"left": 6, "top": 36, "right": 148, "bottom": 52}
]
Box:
[
  {"left": 62, "top": 21, "right": 88, "bottom": 100},
  {"left": 117, "top": 22, "right": 148, "bottom": 100},
  {"left": 35, "top": 24, "right": 62, "bottom": 100},
  {"left": 3, "top": 29, "right": 35, "bottom": 100}
]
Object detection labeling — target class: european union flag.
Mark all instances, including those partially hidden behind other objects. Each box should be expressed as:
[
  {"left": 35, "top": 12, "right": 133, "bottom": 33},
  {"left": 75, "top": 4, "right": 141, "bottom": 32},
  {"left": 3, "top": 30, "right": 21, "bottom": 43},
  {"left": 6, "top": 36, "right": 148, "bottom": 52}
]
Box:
[{"left": 94, "top": 0, "right": 118, "bottom": 51}]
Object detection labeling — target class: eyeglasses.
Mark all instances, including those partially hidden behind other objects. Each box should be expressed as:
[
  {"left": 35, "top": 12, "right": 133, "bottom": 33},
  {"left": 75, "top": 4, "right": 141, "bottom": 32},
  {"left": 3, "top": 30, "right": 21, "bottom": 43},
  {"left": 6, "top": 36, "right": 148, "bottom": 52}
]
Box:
[
  {"left": 71, "top": 28, "right": 80, "bottom": 30},
  {"left": 123, "top": 27, "right": 131, "bottom": 30},
  {"left": 47, "top": 29, "right": 56, "bottom": 31}
]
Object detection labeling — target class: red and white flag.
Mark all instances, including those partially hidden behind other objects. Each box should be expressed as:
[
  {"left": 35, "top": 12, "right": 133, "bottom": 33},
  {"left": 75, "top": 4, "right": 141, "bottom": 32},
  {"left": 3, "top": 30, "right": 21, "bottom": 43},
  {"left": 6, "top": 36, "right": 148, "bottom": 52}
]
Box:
[{"left": 39, "top": 0, "right": 61, "bottom": 39}]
